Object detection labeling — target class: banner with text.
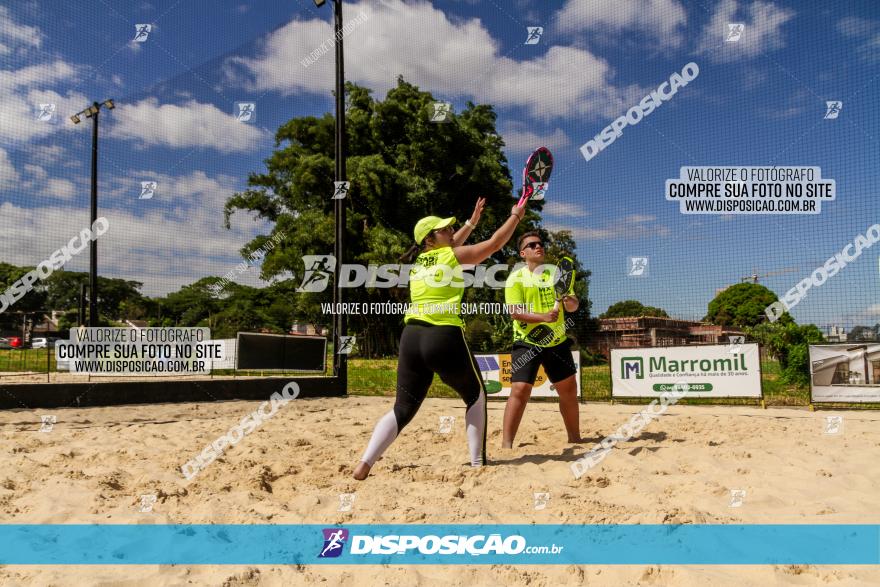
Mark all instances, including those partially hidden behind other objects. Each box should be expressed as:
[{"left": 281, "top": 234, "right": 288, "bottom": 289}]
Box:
[
  {"left": 475, "top": 352, "right": 581, "bottom": 398},
  {"left": 611, "top": 344, "right": 762, "bottom": 398}
]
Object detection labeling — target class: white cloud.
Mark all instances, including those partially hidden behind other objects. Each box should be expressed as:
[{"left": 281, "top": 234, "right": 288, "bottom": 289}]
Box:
[
  {"left": 696, "top": 0, "right": 795, "bottom": 63},
  {"left": 0, "top": 7, "right": 43, "bottom": 54},
  {"left": 837, "top": 16, "right": 877, "bottom": 37},
  {"left": 501, "top": 122, "right": 572, "bottom": 155},
  {"left": 541, "top": 201, "right": 589, "bottom": 218},
  {"left": 45, "top": 178, "right": 76, "bottom": 200},
  {"left": 0, "top": 174, "right": 273, "bottom": 297},
  {"left": 0, "top": 147, "right": 20, "bottom": 190},
  {"left": 0, "top": 60, "right": 77, "bottom": 91},
  {"left": 109, "top": 98, "right": 270, "bottom": 153},
  {"left": 21, "top": 143, "right": 67, "bottom": 165},
  {"left": 225, "top": 1, "right": 633, "bottom": 121},
  {"left": 552, "top": 0, "right": 687, "bottom": 48},
  {"left": 866, "top": 304, "right": 880, "bottom": 316},
  {"left": 23, "top": 163, "right": 46, "bottom": 181},
  {"left": 16, "top": 160, "right": 84, "bottom": 202},
  {"left": 837, "top": 16, "right": 880, "bottom": 62},
  {"left": 0, "top": 61, "right": 89, "bottom": 145},
  {"left": 100, "top": 169, "right": 241, "bottom": 207},
  {"left": 0, "top": 10, "right": 81, "bottom": 150},
  {"left": 546, "top": 213, "right": 670, "bottom": 240}
]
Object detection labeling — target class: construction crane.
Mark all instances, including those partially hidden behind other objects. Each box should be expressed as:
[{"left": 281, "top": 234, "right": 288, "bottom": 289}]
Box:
[{"left": 740, "top": 267, "right": 799, "bottom": 284}]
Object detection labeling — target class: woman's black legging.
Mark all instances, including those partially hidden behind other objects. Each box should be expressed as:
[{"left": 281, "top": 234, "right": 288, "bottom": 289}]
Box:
[{"left": 359, "top": 322, "right": 487, "bottom": 467}]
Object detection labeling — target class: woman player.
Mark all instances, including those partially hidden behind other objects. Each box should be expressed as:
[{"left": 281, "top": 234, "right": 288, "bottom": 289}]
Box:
[{"left": 353, "top": 198, "right": 526, "bottom": 480}]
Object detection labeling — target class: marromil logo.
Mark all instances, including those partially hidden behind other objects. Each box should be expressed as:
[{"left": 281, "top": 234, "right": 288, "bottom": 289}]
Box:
[{"left": 621, "top": 357, "right": 644, "bottom": 379}]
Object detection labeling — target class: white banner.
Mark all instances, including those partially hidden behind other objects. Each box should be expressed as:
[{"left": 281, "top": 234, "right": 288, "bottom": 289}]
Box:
[
  {"left": 208, "top": 338, "right": 237, "bottom": 370},
  {"left": 611, "top": 344, "right": 762, "bottom": 398},
  {"left": 475, "top": 352, "right": 581, "bottom": 398},
  {"left": 809, "top": 343, "right": 880, "bottom": 403}
]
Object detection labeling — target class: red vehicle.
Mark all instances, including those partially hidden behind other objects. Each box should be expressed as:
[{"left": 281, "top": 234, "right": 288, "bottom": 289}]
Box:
[{"left": 8, "top": 336, "right": 22, "bottom": 349}]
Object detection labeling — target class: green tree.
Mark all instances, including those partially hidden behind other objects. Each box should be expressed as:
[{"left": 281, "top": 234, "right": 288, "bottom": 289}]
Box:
[
  {"left": 601, "top": 300, "right": 668, "bottom": 319},
  {"left": 0, "top": 262, "right": 48, "bottom": 317},
  {"left": 222, "top": 77, "right": 590, "bottom": 356},
  {"left": 747, "top": 321, "right": 824, "bottom": 386},
  {"left": 704, "top": 283, "right": 785, "bottom": 329},
  {"left": 155, "top": 278, "right": 220, "bottom": 327},
  {"left": 849, "top": 324, "right": 879, "bottom": 341},
  {"left": 43, "top": 270, "right": 145, "bottom": 322}
]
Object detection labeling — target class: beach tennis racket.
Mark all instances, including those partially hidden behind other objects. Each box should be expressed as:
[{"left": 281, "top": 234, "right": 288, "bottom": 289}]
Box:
[
  {"left": 525, "top": 257, "right": 574, "bottom": 344},
  {"left": 516, "top": 147, "right": 554, "bottom": 207},
  {"left": 552, "top": 256, "right": 576, "bottom": 311}
]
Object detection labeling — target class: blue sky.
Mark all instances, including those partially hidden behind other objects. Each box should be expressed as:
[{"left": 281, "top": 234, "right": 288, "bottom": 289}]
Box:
[{"left": 0, "top": 0, "right": 878, "bottom": 328}]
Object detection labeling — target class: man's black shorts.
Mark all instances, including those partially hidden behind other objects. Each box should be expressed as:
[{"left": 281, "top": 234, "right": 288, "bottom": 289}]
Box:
[{"left": 510, "top": 338, "right": 577, "bottom": 385}]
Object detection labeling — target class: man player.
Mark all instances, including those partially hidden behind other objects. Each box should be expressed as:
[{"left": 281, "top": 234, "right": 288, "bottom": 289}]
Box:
[{"left": 502, "top": 232, "right": 581, "bottom": 448}]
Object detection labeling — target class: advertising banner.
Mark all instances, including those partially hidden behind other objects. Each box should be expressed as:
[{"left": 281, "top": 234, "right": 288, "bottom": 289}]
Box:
[
  {"left": 475, "top": 351, "right": 581, "bottom": 398},
  {"left": 611, "top": 344, "right": 762, "bottom": 398},
  {"left": 809, "top": 343, "right": 880, "bottom": 403}
]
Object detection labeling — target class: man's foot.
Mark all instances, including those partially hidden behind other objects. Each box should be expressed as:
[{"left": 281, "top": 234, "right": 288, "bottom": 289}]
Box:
[
  {"left": 353, "top": 461, "right": 371, "bottom": 480},
  {"left": 501, "top": 441, "right": 513, "bottom": 449}
]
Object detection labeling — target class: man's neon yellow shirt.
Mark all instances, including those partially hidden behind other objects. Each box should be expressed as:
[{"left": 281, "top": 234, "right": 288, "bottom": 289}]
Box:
[{"left": 504, "top": 264, "right": 566, "bottom": 347}]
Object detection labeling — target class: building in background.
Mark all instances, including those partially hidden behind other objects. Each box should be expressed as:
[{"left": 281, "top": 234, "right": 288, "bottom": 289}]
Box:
[
  {"left": 589, "top": 316, "right": 745, "bottom": 359},
  {"left": 290, "top": 322, "right": 329, "bottom": 336},
  {"left": 825, "top": 325, "right": 848, "bottom": 343}
]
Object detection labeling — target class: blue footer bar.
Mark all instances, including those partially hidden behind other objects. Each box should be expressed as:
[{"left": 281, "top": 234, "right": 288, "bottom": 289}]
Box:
[{"left": 1, "top": 525, "right": 878, "bottom": 565}]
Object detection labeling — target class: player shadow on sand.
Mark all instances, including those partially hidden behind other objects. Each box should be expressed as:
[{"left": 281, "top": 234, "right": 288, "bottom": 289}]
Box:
[{"left": 495, "top": 430, "right": 672, "bottom": 466}]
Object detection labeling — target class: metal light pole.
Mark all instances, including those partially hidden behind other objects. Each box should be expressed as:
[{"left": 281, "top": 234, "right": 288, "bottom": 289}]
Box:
[
  {"left": 314, "top": 0, "right": 347, "bottom": 385},
  {"left": 78, "top": 283, "right": 87, "bottom": 326},
  {"left": 71, "top": 99, "right": 114, "bottom": 327}
]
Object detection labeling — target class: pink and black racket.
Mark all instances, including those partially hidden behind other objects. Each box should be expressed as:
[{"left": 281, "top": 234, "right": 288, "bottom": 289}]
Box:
[{"left": 516, "top": 147, "right": 554, "bottom": 207}]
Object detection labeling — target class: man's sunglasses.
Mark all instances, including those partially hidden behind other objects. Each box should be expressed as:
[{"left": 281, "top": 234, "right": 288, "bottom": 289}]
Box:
[{"left": 522, "top": 241, "right": 544, "bottom": 250}]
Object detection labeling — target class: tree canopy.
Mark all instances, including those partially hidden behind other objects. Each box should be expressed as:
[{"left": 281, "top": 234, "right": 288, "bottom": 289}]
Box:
[
  {"left": 704, "top": 283, "right": 787, "bottom": 329},
  {"left": 2, "top": 78, "right": 594, "bottom": 356},
  {"left": 849, "top": 324, "right": 880, "bottom": 341},
  {"left": 222, "top": 77, "right": 592, "bottom": 355},
  {"left": 747, "top": 321, "right": 824, "bottom": 386},
  {"left": 600, "top": 300, "right": 668, "bottom": 319}
]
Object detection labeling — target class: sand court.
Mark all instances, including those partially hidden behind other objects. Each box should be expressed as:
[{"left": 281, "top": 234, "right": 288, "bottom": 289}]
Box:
[{"left": 0, "top": 396, "right": 878, "bottom": 585}]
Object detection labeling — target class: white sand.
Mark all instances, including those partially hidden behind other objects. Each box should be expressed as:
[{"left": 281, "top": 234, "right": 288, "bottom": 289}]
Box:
[{"left": 0, "top": 395, "right": 878, "bottom": 586}]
